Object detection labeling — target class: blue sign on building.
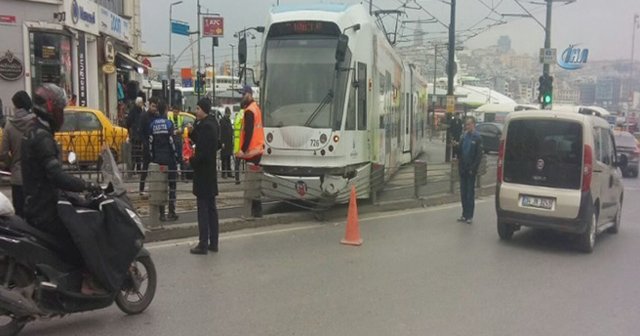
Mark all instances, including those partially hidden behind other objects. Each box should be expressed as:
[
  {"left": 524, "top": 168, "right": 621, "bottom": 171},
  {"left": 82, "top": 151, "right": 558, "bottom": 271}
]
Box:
[
  {"left": 182, "top": 78, "right": 193, "bottom": 88},
  {"left": 171, "top": 20, "right": 190, "bottom": 36}
]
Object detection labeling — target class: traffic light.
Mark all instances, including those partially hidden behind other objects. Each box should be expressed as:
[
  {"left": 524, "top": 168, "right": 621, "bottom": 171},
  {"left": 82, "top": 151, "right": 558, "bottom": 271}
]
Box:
[
  {"left": 538, "top": 74, "right": 553, "bottom": 108},
  {"left": 195, "top": 72, "right": 206, "bottom": 93}
]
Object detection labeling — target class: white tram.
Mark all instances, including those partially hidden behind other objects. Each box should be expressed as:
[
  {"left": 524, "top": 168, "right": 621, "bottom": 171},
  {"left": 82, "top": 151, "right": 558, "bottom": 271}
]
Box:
[{"left": 259, "top": 3, "right": 429, "bottom": 203}]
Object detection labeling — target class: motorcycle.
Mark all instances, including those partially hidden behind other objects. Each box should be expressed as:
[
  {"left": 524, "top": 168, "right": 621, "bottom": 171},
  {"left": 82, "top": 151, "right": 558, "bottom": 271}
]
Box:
[{"left": 0, "top": 149, "right": 156, "bottom": 336}]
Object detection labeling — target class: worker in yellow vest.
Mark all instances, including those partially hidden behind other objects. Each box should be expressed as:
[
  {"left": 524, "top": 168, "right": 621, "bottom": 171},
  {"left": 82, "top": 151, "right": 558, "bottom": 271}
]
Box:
[{"left": 232, "top": 106, "right": 244, "bottom": 185}]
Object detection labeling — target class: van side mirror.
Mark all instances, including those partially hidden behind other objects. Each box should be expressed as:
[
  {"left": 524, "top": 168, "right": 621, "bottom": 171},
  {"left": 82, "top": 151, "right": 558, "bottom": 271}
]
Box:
[{"left": 335, "top": 34, "right": 349, "bottom": 63}]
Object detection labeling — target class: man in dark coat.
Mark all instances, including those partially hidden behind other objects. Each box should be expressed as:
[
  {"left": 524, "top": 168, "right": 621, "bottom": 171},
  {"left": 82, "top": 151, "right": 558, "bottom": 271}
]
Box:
[
  {"left": 138, "top": 96, "right": 155, "bottom": 195},
  {"left": 189, "top": 98, "right": 219, "bottom": 255},
  {"left": 456, "top": 116, "right": 483, "bottom": 224},
  {"left": 21, "top": 84, "right": 100, "bottom": 262},
  {"left": 219, "top": 107, "right": 234, "bottom": 178}
]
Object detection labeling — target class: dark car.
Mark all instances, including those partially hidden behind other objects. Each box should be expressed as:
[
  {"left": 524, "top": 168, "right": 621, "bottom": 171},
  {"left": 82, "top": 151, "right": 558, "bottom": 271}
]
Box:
[
  {"left": 614, "top": 131, "right": 639, "bottom": 177},
  {"left": 476, "top": 122, "right": 503, "bottom": 153}
]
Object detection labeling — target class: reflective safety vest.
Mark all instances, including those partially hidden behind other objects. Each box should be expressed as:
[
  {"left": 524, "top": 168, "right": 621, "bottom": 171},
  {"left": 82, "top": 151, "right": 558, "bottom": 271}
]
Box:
[
  {"left": 233, "top": 109, "right": 244, "bottom": 154},
  {"left": 170, "top": 112, "right": 184, "bottom": 130},
  {"left": 239, "top": 102, "right": 264, "bottom": 159}
]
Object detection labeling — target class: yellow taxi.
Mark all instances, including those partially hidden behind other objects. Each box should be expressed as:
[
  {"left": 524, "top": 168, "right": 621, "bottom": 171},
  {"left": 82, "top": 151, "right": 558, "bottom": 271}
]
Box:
[{"left": 55, "top": 107, "right": 128, "bottom": 164}]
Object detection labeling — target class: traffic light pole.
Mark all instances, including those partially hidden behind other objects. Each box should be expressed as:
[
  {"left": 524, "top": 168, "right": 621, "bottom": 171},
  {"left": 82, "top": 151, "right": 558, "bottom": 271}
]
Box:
[
  {"left": 196, "top": 0, "right": 201, "bottom": 103},
  {"left": 541, "top": 0, "right": 552, "bottom": 109}
]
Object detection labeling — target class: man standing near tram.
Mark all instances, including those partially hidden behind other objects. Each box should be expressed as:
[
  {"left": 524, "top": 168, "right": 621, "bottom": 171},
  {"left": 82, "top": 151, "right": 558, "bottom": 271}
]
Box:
[{"left": 235, "top": 85, "right": 264, "bottom": 217}]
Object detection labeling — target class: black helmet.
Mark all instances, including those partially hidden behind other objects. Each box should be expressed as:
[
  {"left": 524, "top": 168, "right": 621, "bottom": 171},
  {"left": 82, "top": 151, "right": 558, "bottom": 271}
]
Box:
[{"left": 33, "top": 84, "right": 67, "bottom": 132}]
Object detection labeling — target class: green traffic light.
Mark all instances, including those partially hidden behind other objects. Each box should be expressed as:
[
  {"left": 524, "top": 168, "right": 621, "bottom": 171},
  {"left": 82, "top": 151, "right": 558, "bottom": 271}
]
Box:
[{"left": 543, "top": 94, "right": 552, "bottom": 104}]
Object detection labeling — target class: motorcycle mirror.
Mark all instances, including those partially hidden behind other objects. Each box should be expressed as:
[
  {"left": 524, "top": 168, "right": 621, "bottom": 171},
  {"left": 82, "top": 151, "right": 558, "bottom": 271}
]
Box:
[{"left": 68, "top": 151, "right": 77, "bottom": 165}]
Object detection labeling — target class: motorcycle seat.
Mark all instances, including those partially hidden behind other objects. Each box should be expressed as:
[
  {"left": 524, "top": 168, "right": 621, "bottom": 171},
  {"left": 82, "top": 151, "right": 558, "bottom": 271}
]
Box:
[{"left": 0, "top": 215, "right": 64, "bottom": 251}]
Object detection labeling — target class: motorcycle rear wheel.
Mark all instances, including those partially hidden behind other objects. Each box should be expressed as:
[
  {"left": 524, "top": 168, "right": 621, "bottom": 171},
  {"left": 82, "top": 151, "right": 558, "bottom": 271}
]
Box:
[
  {"left": 115, "top": 256, "right": 156, "bottom": 315},
  {"left": 0, "top": 260, "right": 31, "bottom": 336}
]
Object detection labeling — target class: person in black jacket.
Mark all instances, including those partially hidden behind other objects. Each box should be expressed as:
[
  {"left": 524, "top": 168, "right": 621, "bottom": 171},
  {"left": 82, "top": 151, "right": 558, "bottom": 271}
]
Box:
[
  {"left": 21, "top": 84, "right": 100, "bottom": 260},
  {"left": 189, "top": 98, "right": 219, "bottom": 255},
  {"left": 126, "top": 97, "right": 144, "bottom": 172},
  {"left": 149, "top": 99, "right": 179, "bottom": 222},
  {"left": 219, "top": 107, "right": 234, "bottom": 178},
  {"left": 456, "top": 116, "right": 483, "bottom": 224},
  {"left": 138, "top": 97, "right": 156, "bottom": 195}
]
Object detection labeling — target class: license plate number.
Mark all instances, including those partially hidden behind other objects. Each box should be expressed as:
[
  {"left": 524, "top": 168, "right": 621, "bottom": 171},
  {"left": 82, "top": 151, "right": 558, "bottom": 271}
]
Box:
[{"left": 521, "top": 195, "right": 554, "bottom": 210}]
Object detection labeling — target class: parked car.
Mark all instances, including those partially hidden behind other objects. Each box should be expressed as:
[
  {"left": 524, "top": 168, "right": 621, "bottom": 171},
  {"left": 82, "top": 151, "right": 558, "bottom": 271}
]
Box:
[
  {"left": 495, "top": 110, "right": 626, "bottom": 252},
  {"left": 614, "top": 131, "right": 639, "bottom": 177},
  {"left": 56, "top": 107, "right": 128, "bottom": 165},
  {"left": 476, "top": 122, "right": 503, "bottom": 153}
]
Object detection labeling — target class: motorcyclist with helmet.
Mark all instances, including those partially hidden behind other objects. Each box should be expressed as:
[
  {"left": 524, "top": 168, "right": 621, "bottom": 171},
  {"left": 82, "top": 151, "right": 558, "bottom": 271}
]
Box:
[{"left": 21, "top": 84, "right": 103, "bottom": 293}]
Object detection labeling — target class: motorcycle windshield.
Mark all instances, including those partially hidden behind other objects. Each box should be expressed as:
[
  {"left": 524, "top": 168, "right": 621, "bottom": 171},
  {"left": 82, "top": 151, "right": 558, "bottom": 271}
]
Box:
[{"left": 100, "top": 147, "right": 126, "bottom": 195}]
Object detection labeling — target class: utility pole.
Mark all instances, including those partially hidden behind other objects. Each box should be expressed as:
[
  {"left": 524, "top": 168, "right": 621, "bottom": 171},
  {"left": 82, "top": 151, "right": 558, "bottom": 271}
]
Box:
[
  {"left": 445, "top": 0, "right": 456, "bottom": 163},
  {"left": 196, "top": 0, "right": 201, "bottom": 102},
  {"left": 432, "top": 43, "right": 438, "bottom": 132},
  {"left": 631, "top": 13, "right": 639, "bottom": 102},
  {"left": 212, "top": 37, "right": 216, "bottom": 104},
  {"left": 539, "top": 0, "right": 553, "bottom": 109}
]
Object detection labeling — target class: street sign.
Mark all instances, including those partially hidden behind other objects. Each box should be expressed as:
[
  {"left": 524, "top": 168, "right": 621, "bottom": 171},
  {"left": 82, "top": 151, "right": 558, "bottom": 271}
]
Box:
[
  {"left": 171, "top": 20, "right": 189, "bottom": 36},
  {"left": 539, "top": 48, "right": 557, "bottom": 64},
  {"left": 202, "top": 16, "right": 224, "bottom": 37},
  {"left": 446, "top": 95, "right": 455, "bottom": 113},
  {"left": 182, "top": 78, "right": 193, "bottom": 88}
]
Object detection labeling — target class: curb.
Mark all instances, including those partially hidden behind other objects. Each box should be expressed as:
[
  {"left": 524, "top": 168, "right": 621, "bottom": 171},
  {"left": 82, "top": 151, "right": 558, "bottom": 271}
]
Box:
[{"left": 144, "top": 184, "right": 496, "bottom": 243}]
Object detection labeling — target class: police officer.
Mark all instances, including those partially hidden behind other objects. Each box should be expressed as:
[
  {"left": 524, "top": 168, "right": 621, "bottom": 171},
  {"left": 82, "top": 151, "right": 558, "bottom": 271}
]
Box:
[
  {"left": 149, "top": 99, "right": 179, "bottom": 221},
  {"left": 232, "top": 106, "right": 244, "bottom": 184}
]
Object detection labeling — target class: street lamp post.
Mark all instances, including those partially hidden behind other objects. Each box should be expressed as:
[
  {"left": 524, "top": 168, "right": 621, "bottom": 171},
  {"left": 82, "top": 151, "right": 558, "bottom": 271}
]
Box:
[
  {"left": 168, "top": 1, "right": 183, "bottom": 107},
  {"left": 230, "top": 44, "right": 235, "bottom": 99},
  {"left": 631, "top": 13, "right": 639, "bottom": 100}
]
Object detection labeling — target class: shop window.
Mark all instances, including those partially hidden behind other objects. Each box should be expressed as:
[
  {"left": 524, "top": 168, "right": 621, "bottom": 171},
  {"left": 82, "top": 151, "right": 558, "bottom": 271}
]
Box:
[{"left": 30, "top": 31, "right": 73, "bottom": 95}]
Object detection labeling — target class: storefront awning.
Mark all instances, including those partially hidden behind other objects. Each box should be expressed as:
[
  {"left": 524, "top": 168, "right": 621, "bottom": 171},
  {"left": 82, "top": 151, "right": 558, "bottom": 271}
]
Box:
[{"left": 116, "top": 52, "right": 151, "bottom": 71}]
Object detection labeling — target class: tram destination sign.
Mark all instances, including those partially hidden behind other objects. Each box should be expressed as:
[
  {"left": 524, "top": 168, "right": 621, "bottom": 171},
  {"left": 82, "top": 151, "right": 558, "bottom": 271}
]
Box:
[{"left": 268, "top": 21, "right": 340, "bottom": 37}]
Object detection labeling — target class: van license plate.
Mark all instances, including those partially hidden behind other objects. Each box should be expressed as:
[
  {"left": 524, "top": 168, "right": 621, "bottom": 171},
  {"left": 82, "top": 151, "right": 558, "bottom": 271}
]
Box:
[{"left": 521, "top": 196, "right": 554, "bottom": 210}]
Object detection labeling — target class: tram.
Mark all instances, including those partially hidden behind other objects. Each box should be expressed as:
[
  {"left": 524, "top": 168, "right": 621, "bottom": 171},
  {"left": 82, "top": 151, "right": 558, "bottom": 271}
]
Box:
[{"left": 259, "top": 3, "right": 429, "bottom": 203}]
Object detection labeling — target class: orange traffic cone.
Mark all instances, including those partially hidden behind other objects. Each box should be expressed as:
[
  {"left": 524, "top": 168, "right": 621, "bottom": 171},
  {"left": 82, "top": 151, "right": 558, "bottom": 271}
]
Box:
[{"left": 341, "top": 186, "right": 363, "bottom": 246}]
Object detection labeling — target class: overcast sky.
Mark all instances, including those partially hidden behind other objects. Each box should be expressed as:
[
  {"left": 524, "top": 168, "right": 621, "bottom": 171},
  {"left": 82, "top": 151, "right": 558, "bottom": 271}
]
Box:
[{"left": 141, "top": 0, "right": 640, "bottom": 70}]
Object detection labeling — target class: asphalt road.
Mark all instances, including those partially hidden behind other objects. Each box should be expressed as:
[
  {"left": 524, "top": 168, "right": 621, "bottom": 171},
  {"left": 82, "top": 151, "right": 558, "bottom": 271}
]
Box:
[{"left": 20, "top": 176, "right": 640, "bottom": 336}]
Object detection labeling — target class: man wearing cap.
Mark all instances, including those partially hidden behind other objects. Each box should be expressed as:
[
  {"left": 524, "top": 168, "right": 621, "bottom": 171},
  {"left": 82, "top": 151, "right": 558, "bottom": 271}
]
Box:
[{"left": 236, "top": 85, "right": 264, "bottom": 217}]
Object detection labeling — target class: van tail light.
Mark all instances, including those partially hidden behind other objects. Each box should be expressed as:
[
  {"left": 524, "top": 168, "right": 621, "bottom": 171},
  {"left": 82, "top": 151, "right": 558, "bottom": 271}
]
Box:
[
  {"left": 582, "top": 144, "right": 593, "bottom": 192},
  {"left": 497, "top": 139, "right": 505, "bottom": 183}
]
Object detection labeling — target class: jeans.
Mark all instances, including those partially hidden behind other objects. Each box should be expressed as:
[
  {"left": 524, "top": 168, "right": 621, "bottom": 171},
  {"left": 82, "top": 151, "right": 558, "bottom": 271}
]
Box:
[
  {"left": 11, "top": 185, "right": 24, "bottom": 218},
  {"left": 460, "top": 173, "right": 476, "bottom": 220},
  {"left": 196, "top": 196, "right": 219, "bottom": 248}
]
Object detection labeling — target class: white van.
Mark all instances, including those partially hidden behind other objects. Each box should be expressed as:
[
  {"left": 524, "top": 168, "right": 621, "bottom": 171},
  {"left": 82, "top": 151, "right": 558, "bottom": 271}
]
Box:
[{"left": 495, "top": 110, "right": 627, "bottom": 252}]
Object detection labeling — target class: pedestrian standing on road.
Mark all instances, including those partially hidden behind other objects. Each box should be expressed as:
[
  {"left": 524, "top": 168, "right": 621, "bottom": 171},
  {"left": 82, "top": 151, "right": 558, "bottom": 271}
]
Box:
[
  {"left": 457, "top": 116, "right": 483, "bottom": 224},
  {"left": 126, "top": 97, "right": 144, "bottom": 173},
  {"left": 138, "top": 96, "right": 156, "bottom": 196},
  {"left": 189, "top": 98, "right": 219, "bottom": 255},
  {"left": 236, "top": 85, "right": 265, "bottom": 218},
  {"left": 220, "top": 107, "right": 234, "bottom": 178},
  {"left": 149, "top": 100, "right": 179, "bottom": 222},
  {"left": 0, "top": 91, "right": 33, "bottom": 217},
  {"left": 170, "top": 106, "right": 184, "bottom": 180},
  {"left": 232, "top": 107, "right": 244, "bottom": 185}
]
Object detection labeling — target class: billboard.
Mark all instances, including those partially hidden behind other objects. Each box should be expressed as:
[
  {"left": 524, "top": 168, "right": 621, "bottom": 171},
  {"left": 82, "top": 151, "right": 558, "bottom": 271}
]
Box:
[{"left": 202, "top": 16, "right": 224, "bottom": 37}]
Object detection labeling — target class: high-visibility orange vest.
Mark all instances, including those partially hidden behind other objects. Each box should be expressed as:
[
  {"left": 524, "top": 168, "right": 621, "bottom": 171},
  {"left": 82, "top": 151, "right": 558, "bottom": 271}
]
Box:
[{"left": 239, "top": 101, "right": 264, "bottom": 159}]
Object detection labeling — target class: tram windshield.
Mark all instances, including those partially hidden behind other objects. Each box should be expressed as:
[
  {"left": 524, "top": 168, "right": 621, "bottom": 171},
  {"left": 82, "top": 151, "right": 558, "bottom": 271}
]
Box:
[{"left": 263, "top": 36, "right": 350, "bottom": 129}]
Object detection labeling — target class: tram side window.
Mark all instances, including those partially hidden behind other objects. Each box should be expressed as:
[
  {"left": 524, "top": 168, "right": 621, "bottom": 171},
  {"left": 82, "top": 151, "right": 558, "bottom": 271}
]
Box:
[{"left": 357, "top": 62, "right": 367, "bottom": 130}]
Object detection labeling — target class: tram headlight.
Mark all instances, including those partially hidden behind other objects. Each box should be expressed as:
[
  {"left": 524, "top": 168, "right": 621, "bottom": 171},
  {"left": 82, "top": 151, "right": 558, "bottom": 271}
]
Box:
[
  {"left": 266, "top": 132, "right": 273, "bottom": 143},
  {"left": 333, "top": 135, "right": 340, "bottom": 143},
  {"left": 320, "top": 134, "right": 327, "bottom": 144}
]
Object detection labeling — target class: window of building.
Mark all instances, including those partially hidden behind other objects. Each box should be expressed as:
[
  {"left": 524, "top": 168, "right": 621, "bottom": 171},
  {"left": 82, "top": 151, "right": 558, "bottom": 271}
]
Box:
[{"left": 30, "top": 31, "right": 73, "bottom": 96}]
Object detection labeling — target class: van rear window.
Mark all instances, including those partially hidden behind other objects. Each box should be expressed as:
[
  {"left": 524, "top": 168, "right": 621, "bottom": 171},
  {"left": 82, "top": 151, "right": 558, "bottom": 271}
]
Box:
[{"left": 504, "top": 119, "right": 583, "bottom": 189}]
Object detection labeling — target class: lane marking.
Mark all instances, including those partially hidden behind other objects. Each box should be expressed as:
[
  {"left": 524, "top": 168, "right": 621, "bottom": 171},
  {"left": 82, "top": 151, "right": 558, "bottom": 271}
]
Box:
[{"left": 147, "top": 199, "right": 491, "bottom": 250}]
